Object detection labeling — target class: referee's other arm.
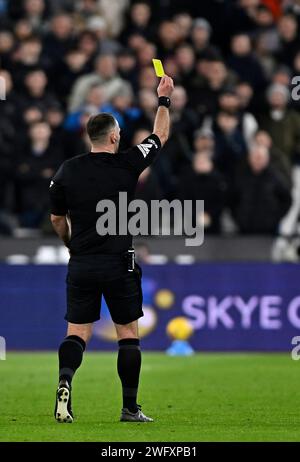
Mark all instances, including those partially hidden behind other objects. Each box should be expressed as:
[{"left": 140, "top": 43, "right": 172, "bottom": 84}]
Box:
[{"left": 50, "top": 214, "right": 70, "bottom": 248}]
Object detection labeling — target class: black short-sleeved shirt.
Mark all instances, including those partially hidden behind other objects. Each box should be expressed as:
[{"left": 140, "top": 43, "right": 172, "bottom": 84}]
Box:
[{"left": 49, "top": 134, "right": 161, "bottom": 255}]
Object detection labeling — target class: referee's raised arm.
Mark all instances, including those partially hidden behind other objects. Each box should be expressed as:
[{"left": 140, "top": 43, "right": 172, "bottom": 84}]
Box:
[{"left": 153, "top": 75, "right": 174, "bottom": 146}]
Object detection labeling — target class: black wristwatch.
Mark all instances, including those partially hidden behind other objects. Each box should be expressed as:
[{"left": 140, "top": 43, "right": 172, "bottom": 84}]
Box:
[{"left": 158, "top": 96, "right": 171, "bottom": 108}]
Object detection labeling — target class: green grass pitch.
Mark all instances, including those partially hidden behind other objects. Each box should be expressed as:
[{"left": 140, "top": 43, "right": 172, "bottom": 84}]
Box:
[{"left": 1, "top": 352, "right": 300, "bottom": 442}]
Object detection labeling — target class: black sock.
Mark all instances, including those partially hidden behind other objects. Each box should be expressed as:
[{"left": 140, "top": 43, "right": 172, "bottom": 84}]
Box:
[
  {"left": 58, "top": 335, "right": 86, "bottom": 386},
  {"left": 117, "top": 338, "right": 141, "bottom": 413}
]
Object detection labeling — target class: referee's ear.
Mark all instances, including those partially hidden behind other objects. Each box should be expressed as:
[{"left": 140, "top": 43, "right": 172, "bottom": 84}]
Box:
[
  {"left": 51, "top": 214, "right": 66, "bottom": 224},
  {"left": 111, "top": 132, "right": 118, "bottom": 144},
  {"left": 111, "top": 123, "right": 121, "bottom": 147}
]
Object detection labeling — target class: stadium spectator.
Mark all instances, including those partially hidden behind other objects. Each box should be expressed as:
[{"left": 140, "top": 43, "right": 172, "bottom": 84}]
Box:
[
  {"left": 117, "top": 48, "right": 138, "bottom": 90},
  {"left": 20, "top": 105, "right": 44, "bottom": 136},
  {"left": 136, "top": 41, "right": 156, "bottom": 67},
  {"left": 44, "top": 13, "right": 74, "bottom": 65},
  {"left": 85, "top": 16, "right": 121, "bottom": 55},
  {"left": 13, "top": 18, "right": 34, "bottom": 42},
  {"left": 23, "top": 0, "right": 47, "bottom": 33},
  {"left": 189, "top": 57, "right": 237, "bottom": 117},
  {"left": 101, "top": 87, "right": 142, "bottom": 147},
  {"left": 193, "top": 128, "right": 215, "bottom": 157},
  {"left": 202, "top": 87, "right": 258, "bottom": 147},
  {"left": 18, "top": 69, "right": 57, "bottom": 115},
  {"left": 175, "top": 43, "right": 196, "bottom": 89},
  {"left": 68, "top": 53, "right": 131, "bottom": 111},
  {"left": 10, "top": 35, "right": 47, "bottom": 90},
  {"left": 121, "top": 1, "right": 153, "bottom": 41},
  {"left": 154, "top": 86, "right": 200, "bottom": 190},
  {"left": 65, "top": 84, "right": 104, "bottom": 131},
  {"left": 51, "top": 48, "right": 89, "bottom": 104},
  {"left": 173, "top": 12, "right": 193, "bottom": 42},
  {"left": 43, "top": 13, "right": 74, "bottom": 64},
  {"left": 157, "top": 20, "right": 182, "bottom": 58},
  {"left": 97, "top": 0, "right": 129, "bottom": 38},
  {"left": 170, "top": 86, "right": 199, "bottom": 142},
  {"left": 15, "top": 121, "right": 63, "bottom": 228},
  {"left": 254, "top": 32, "right": 277, "bottom": 81},
  {"left": 235, "top": 81, "right": 256, "bottom": 112},
  {"left": 271, "top": 65, "right": 292, "bottom": 87},
  {"left": 227, "top": 33, "right": 267, "bottom": 91},
  {"left": 253, "top": 129, "right": 291, "bottom": 183},
  {"left": 137, "top": 88, "right": 157, "bottom": 128},
  {"left": 46, "top": 103, "right": 88, "bottom": 160},
  {"left": 232, "top": 144, "right": 291, "bottom": 234},
  {"left": 138, "top": 65, "right": 157, "bottom": 92},
  {"left": 76, "top": 30, "right": 99, "bottom": 68},
  {"left": 212, "top": 110, "right": 247, "bottom": 180},
  {"left": 254, "top": 3, "right": 277, "bottom": 36},
  {"left": 258, "top": 83, "right": 300, "bottom": 162},
  {"left": 177, "top": 151, "right": 227, "bottom": 234},
  {"left": 284, "top": 0, "right": 300, "bottom": 30},
  {"left": 0, "top": 30, "right": 15, "bottom": 69},
  {"left": 191, "top": 18, "right": 214, "bottom": 57},
  {"left": 276, "top": 13, "right": 299, "bottom": 68}
]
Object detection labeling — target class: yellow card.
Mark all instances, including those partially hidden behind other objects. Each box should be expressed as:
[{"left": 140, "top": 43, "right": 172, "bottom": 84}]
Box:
[{"left": 152, "top": 59, "right": 165, "bottom": 77}]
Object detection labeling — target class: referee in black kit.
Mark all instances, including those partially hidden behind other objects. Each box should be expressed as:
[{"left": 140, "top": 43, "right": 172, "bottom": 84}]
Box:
[{"left": 49, "top": 75, "right": 174, "bottom": 423}]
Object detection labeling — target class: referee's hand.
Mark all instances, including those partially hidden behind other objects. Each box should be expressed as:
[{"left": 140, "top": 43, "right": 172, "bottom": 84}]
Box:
[{"left": 157, "top": 75, "right": 174, "bottom": 98}]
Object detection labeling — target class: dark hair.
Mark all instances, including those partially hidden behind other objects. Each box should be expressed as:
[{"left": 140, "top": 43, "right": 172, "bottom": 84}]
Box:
[
  {"left": 217, "top": 110, "right": 238, "bottom": 119},
  {"left": 79, "top": 30, "right": 98, "bottom": 43},
  {"left": 23, "top": 35, "right": 42, "bottom": 44},
  {"left": 86, "top": 113, "right": 116, "bottom": 143}
]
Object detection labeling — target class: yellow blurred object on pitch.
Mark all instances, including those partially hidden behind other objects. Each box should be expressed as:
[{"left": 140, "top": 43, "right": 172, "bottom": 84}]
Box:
[
  {"left": 166, "top": 316, "right": 194, "bottom": 341},
  {"left": 152, "top": 59, "right": 165, "bottom": 77}
]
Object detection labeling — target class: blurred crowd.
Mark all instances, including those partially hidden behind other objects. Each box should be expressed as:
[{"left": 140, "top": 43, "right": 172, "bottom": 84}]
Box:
[{"left": 0, "top": 0, "right": 300, "bottom": 238}]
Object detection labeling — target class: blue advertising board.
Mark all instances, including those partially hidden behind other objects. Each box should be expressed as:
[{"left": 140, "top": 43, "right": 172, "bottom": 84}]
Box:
[{"left": 0, "top": 263, "right": 300, "bottom": 351}]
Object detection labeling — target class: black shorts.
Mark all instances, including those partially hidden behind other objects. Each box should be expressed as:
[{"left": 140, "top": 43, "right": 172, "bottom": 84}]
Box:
[{"left": 65, "top": 254, "right": 143, "bottom": 325}]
